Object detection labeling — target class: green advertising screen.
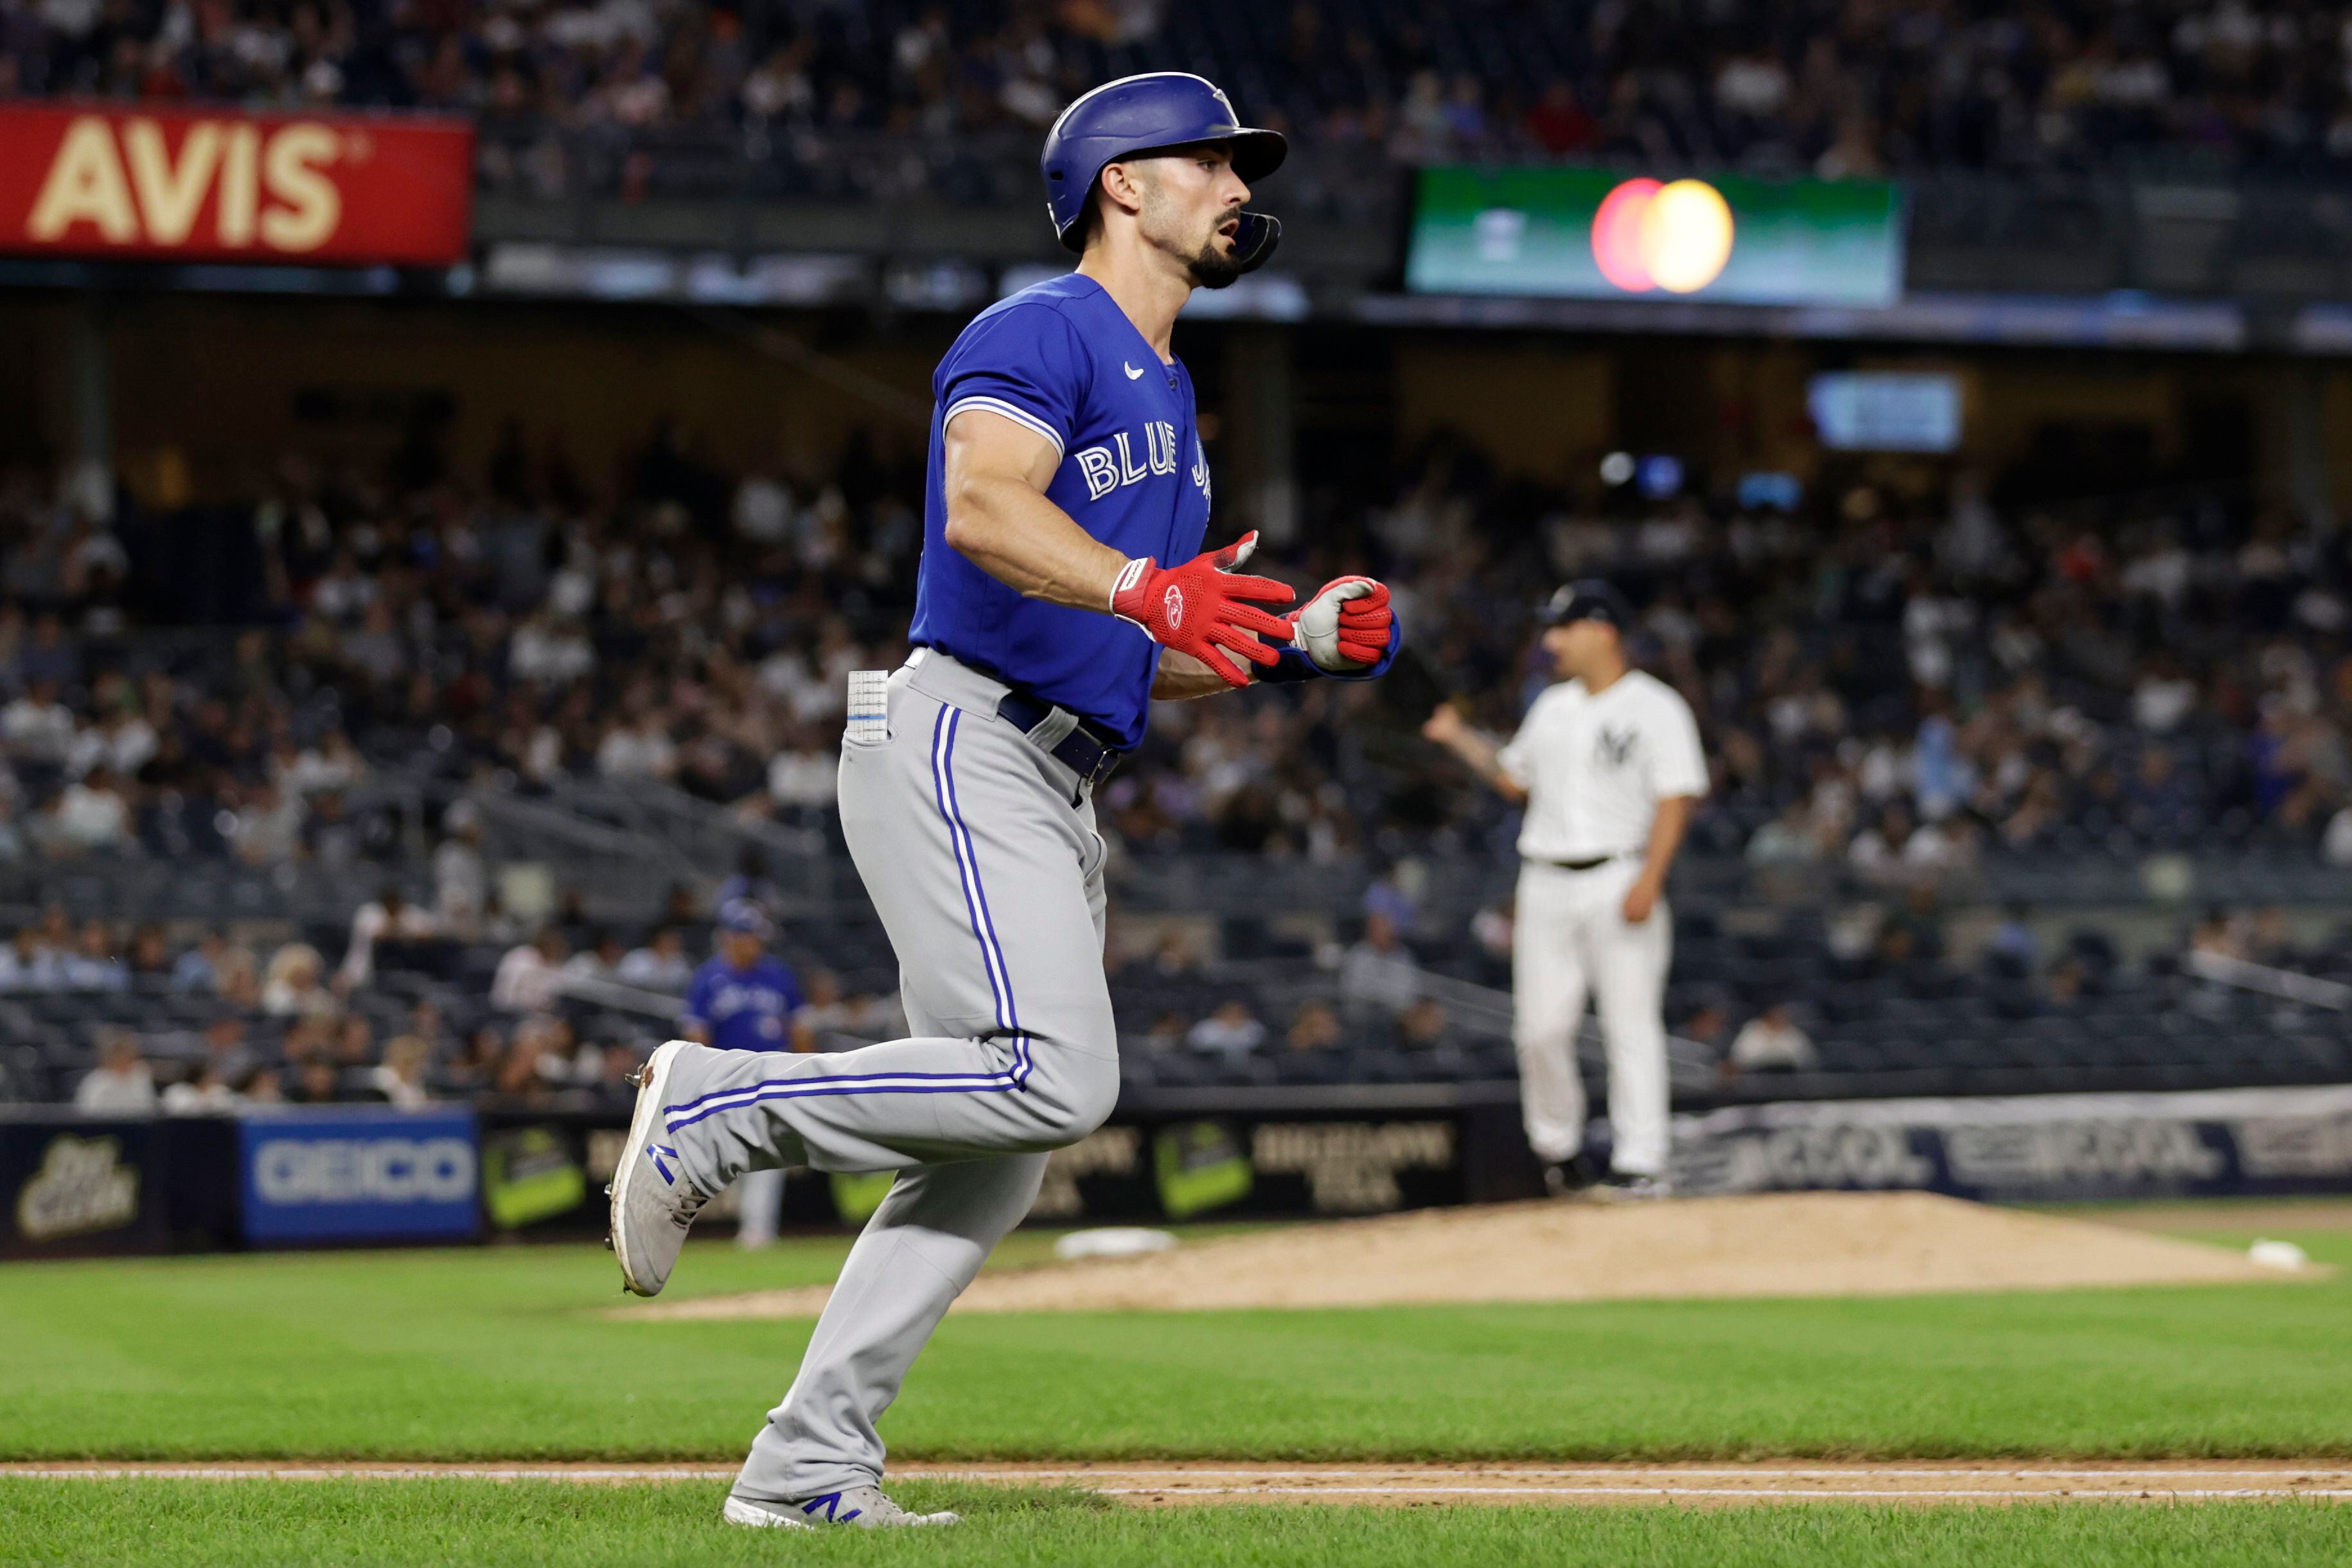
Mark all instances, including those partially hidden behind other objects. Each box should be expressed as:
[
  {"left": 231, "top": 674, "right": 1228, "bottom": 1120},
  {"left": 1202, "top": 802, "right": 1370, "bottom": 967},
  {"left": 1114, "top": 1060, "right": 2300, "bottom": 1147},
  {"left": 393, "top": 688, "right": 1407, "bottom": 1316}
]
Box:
[{"left": 1405, "top": 166, "right": 1904, "bottom": 308}]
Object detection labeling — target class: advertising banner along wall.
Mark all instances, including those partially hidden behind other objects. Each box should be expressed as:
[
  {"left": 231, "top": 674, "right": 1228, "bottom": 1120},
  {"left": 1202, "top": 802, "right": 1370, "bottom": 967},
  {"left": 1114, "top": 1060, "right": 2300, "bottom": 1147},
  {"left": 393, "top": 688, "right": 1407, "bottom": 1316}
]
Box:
[
  {"left": 1671, "top": 1083, "right": 2352, "bottom": 1202},
  {"left": 238, "top": 1108, "right": 481, "bottom": 1244},
  {"left": 0, "top": 104, "right": 473, "bottom": 266}
]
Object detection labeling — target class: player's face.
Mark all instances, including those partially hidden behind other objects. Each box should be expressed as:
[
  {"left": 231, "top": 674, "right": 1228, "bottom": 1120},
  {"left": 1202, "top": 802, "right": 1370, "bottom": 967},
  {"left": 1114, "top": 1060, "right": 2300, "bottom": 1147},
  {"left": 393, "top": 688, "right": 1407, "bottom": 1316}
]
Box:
[
  {"left": 1134, "top": 145, "right": 1251, "bottom": 289},
  {"left": 721, "top": 931, "right": 764, "bottom": 969},
  {"left": 1544, "top": 621, "right": 1614, "bottom": 678}
]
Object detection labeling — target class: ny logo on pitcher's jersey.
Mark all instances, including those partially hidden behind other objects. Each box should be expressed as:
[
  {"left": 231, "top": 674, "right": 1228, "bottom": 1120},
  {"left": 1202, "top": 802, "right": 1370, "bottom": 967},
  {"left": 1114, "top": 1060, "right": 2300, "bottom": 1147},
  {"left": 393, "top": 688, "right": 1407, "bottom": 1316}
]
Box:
[
  {"left": 1594, "top": 726, "right": 1640, "bottom": 768},
  {"left": 1075, "top": 422, "right": 1181, "bottom": 500}
]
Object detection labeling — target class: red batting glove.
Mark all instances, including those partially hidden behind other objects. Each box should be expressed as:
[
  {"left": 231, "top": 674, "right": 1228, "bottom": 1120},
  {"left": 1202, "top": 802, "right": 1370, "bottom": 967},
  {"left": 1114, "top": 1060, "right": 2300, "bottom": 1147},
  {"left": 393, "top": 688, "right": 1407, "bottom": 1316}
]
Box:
[
  {"left": 1110, "top": 531, "right": 1298, "bottom": 689},
  {"left": 1289, "top": 576, "right": 1394, "bottom": 669}
]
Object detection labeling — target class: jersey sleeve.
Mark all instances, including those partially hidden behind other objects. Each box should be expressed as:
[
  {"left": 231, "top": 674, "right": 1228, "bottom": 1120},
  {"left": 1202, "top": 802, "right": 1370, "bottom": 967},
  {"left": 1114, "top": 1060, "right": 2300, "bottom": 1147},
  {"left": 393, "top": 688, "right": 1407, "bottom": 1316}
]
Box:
[
  {"left": 936, "top": 303, "right": 1091, "bottom": 462},
  {"left": 1645, "top": 689, "right": 1711, "bottom": 799}
]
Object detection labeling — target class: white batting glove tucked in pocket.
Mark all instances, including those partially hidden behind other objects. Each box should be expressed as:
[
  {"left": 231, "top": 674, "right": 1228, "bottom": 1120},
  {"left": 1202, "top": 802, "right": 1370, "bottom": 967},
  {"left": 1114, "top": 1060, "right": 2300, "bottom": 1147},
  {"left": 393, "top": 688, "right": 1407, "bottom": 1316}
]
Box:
[{"left": 845, "top": 670, "right": 892, "bottom": 746}]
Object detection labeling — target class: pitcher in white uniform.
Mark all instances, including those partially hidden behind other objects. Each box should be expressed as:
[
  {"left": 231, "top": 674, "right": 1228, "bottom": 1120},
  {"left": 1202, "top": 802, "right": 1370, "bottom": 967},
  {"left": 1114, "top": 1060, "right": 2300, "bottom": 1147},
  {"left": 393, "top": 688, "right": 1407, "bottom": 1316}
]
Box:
[{"left": 1424, "top": 580, "right": 1708, "bottom": 1197}]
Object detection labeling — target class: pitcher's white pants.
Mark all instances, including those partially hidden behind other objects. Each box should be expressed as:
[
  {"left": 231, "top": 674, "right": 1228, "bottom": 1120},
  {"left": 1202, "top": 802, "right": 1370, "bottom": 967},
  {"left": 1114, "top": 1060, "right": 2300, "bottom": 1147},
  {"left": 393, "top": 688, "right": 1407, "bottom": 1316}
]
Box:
[{"left": 1512, "top": 858, "right": 1672, "bottom": 1177}]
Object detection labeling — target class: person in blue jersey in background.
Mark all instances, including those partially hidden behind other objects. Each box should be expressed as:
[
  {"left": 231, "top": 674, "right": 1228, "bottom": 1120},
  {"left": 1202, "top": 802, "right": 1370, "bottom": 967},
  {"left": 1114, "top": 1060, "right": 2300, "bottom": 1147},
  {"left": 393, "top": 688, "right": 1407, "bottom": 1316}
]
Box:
[
  {"left": 608, "top": 73, "right": 1401, "bottom": 1531},
  {"left": 680, "top": 899, "right": 812, "bottom": 1248}
]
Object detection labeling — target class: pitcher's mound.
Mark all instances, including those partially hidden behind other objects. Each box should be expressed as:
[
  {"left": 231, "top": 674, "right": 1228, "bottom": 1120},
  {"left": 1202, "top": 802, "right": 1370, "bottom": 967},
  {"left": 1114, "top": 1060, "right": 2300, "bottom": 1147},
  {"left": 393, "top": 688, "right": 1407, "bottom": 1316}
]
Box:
[{"left": 628, "top": 1192, "right": 2316, "bottom": 1320}]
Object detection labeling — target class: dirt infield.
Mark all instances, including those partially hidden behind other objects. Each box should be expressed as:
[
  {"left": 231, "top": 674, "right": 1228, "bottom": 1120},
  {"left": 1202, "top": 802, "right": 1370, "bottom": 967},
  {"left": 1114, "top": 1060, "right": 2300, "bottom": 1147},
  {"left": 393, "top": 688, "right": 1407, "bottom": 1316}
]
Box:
[
  {"left": 626, "top": 1192, "right": 2316, "bottom": 1319},
  {"left": 9, "top": 1461, "right": 2349, "bottom": 1506}
]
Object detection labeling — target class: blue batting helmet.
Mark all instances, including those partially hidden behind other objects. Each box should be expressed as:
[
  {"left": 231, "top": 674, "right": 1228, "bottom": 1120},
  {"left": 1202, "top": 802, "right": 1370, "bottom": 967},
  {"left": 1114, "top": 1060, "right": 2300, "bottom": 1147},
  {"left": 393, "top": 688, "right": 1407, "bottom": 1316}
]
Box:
[{"left": 1041, "top": 73, "right": 1287, "bottom": 271}]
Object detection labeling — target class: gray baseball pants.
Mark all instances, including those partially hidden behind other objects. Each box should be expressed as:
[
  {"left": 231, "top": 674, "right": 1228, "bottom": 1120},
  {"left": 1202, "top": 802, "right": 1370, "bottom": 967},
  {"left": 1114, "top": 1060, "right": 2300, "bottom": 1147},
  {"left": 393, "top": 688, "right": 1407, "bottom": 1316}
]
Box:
[{"left": 651, "top": 649, "right": 1116, "bottom": 1504}]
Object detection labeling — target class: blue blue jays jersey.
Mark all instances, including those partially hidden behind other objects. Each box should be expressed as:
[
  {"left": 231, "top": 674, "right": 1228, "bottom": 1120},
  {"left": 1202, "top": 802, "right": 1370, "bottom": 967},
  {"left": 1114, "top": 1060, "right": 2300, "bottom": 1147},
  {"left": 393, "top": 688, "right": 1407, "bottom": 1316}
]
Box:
[
  {"left": 682, "top": 956, "right": 806, "bottom": 1053},
  {"left": 910, "top": 273, "right": 1214, "bottom": 750}
]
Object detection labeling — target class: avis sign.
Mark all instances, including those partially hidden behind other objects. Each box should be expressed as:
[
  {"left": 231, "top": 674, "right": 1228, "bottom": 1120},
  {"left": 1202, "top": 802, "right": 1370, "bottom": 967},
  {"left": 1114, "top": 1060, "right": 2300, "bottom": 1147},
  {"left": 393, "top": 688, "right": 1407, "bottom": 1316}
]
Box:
[{"left": 0, "top": 104, "right": 472, "bottom": 266}]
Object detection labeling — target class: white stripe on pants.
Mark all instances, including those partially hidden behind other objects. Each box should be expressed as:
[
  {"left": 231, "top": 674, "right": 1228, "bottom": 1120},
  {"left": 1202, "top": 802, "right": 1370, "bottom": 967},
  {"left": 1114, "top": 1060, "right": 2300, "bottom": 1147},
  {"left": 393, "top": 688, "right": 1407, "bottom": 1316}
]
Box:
[{"left": 1512, "top": 858, "right": 1672, "bottom": 1176}]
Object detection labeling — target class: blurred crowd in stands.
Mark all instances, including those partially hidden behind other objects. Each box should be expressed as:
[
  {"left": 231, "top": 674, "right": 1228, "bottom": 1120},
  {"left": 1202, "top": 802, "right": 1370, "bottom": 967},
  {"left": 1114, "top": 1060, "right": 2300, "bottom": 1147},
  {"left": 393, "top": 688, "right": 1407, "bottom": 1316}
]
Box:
[
  {"left": 8, "top": 0, "right": 2352, "bottom": 182},
  {"left": 8, "top": 417, "right": 2352, "bottom": 885}
]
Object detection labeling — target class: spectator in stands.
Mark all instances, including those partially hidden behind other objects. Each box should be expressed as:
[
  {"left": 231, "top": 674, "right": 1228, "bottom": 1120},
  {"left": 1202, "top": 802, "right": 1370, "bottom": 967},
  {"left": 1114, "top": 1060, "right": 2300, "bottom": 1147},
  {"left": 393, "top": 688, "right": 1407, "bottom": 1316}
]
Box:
[
  {"left": 794, "top": 968, "right": 897, "bottom": 1044},
  {"left": 75, "top": 1031, "right": 156, "bottom": 1115},
  {"left": 1187, "top": 1000, "right": 1268, "bottom": 1064},
  {"left": 0, "top": 926, "right": 57, "bottom": 992},
  {"left": 1287, "top": 1000, "right": 1342, "bottom": 1053},
  {"left": 163, "top": 1063, "right": 240, "bottom": 1116},
  {"left": 2, "top": 678, "right": 73, "bottom": 761},
  {"left": 261, "top": 943, "right": 337, "bottom": 1017},
  {"left": 564, "top": 930, "right": 627, "bottom": 985},
  {"left": 200, "top": 1017, "right": 256, "bottom": 1086},
  {"left": 334, "top": 885, "right": 439, "bottom": 992},
  {"left": 1728, "top": 1004, "right": 1818, "bottom": 1075},
  {"left": 1988, "top": 902, "right": 2040, "bottom": 970},
  {"left": 441, "top": 1024, "right": 507, "bottom": 1097},
  {"left": 172, "top": 931, "right": 232, "bottom": 993},
  {"left": 60, "top": 921, "right": 128, "bottom": 992},
  {"left": 126, "top": 924, "right": 172, "bottom": 987},
  {"left": 334, "top": 1015, "right": 376, "bottom": 1066},
  {"left": 763, "top": 726, "right": 840, "bottom": 818},
  {"left": 432, "top": 802, "right": 491, "bottom": 934},
  {"left": 238, "top": 1067, "right": 285, "bottom": 1106},
  {"left": 367, "top": 1035, "right": 435, "bottom": 1110},
  {"left": 1397, "top": 998, "right": 1451, "bottom": 1051},
  {"left": 1340, "top": 913, "right": 1420, "bottom": 1019},
  {"left": 229, "top": 780, "right": 306, "bottom": 865},
  {"left": 491, "top": 927, "right": 571, "bottom": 1013},
  {"left": 617, "top": 926, "right": 694, "bottom": 991},
  {"left": 287, "top": 1059, "right": 345, "bottom": 1105},
  {"left": 47, "top": 766, "right": 131, "bottom": 854}
]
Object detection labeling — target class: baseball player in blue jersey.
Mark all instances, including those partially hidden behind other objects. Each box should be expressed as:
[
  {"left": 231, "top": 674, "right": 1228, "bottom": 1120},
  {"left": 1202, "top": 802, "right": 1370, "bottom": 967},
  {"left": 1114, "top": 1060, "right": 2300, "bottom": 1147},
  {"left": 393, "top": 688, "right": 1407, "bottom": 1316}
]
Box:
[
  {"left": 680, "top": 900, "right": 812, "bottom": 1247},
  {"left": 606, "top": 73, "right": 1401, "bottom": 1531}
]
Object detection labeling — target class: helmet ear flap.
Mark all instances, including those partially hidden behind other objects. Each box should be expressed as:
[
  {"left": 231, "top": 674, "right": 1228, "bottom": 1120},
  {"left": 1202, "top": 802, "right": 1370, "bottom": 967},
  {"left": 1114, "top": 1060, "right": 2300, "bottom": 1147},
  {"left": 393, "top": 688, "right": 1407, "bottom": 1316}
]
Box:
[{"left": 1231, "top": 211, "right": 1280, "bottom": 274}]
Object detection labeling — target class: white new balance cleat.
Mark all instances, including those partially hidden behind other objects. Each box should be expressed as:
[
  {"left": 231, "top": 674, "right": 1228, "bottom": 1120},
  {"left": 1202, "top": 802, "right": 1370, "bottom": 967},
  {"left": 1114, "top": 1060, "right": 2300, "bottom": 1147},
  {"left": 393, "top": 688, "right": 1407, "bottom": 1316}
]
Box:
[
  {"left": 607, "top": 1039, "right": 710, "bottom": 1297},
  {"left": 722, "top": 1486, "right": 962, "bottom": 1529}
]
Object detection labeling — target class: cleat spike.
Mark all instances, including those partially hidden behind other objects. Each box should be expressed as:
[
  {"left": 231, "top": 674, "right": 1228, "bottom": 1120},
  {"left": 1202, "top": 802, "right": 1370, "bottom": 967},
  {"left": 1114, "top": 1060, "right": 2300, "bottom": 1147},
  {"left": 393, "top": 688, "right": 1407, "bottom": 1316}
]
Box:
[
  {"left": 603, "top": 1183, "right": 614, "bottom": 1197},
  {"left": 603, "top": 1234, "right": 615, "bottom": 1250}
]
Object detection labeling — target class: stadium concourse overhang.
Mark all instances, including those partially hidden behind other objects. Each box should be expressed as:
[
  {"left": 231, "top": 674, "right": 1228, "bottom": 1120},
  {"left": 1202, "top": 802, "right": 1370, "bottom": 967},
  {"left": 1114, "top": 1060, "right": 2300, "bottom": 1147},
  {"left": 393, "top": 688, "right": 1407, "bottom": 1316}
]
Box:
[{"left": 4, "top": 108, "right": 2352, "bottom": 520}]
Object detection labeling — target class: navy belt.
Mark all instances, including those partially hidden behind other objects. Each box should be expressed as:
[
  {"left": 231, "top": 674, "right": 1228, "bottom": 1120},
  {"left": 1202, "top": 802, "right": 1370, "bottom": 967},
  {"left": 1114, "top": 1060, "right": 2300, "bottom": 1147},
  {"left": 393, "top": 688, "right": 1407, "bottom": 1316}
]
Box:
[
  {"left": 994, "top": 690, "right": 1126, "bottom": 789},
  {"left": 1540, "top": 854, "right": 1622, "bottom": 872}
]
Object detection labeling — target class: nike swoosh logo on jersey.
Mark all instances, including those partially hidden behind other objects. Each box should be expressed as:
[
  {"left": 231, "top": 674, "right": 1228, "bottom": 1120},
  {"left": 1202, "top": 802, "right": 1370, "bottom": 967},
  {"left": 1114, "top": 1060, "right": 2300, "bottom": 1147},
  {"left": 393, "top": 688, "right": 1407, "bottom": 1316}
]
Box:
[{"left": 1124, "top": 362, "right": 1145, "bottom": 380}]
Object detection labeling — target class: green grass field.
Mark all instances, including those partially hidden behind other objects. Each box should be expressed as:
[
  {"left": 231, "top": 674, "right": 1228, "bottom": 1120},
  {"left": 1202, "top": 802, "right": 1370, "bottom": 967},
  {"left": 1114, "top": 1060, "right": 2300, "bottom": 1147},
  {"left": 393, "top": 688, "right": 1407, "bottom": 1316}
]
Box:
[
  {"left": 8, "top": 1479, "right": 2352, "bottom": 1568},
  {"left": 4, "top": 1201, "right": 2349, "bottom": 1564}
]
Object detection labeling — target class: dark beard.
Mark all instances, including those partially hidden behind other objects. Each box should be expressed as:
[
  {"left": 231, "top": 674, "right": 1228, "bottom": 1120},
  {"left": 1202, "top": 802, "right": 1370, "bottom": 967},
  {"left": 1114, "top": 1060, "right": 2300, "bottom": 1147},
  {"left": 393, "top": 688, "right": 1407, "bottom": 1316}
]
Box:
[{"left": 1186, "top": 236, "right": 1244, "bottom": 290}]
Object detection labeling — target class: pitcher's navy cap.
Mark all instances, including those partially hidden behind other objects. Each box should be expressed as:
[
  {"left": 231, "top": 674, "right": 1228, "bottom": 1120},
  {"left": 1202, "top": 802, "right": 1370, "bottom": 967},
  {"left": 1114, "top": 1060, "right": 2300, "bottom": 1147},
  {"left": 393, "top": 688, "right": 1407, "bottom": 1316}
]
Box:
[{"left": 1538, "top": 579, "right": 1635, "bottom": 630}]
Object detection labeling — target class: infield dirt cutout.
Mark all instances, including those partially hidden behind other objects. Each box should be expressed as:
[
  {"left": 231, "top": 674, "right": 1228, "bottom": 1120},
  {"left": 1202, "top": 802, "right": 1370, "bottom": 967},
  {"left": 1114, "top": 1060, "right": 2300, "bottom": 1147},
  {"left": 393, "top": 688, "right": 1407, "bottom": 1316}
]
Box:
[
  {"left": 12, "top": 1461, "right": 2351, "bottom": 1506},
  {"left": 627, "top": 1192, "right": 2313, "bottom": 1319}
]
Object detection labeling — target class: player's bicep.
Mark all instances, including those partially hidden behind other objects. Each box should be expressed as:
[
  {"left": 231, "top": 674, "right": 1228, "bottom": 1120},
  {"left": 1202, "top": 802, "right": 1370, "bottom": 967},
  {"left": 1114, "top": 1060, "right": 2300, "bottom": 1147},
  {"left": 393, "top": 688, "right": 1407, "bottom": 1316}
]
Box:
[{"left": 942, "top": 408, "right": 1061, "bottom": 512}]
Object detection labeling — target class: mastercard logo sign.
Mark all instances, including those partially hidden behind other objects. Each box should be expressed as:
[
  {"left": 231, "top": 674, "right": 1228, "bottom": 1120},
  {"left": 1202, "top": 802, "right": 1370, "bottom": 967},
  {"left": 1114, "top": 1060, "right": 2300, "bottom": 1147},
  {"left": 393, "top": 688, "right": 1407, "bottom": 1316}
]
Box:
[{"left": 1591, "top": 178, "right": 1735, "bottom": 294}]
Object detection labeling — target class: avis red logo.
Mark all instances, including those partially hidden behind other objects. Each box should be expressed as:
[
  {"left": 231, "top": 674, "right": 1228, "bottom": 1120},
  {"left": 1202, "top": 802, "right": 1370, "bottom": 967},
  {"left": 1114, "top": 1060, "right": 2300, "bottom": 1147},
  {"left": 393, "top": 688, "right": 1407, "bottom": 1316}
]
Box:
[
  {"left": 25, "top": 115, "right": 347, "bottom": 253},
  {"left": 1162, "top": 585, "right": 1185, "bottom": 629}
]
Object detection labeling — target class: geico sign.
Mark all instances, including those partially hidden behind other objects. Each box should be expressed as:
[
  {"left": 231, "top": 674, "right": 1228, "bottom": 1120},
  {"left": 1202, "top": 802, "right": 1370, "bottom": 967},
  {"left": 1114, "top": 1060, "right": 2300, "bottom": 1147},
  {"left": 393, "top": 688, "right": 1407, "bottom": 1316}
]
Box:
[
  {"left": 30, "top": 117, "right": 346, "bottom": 253},
  {"left": 252, "top": 1136, "right": 477, "bottom": 1205}
]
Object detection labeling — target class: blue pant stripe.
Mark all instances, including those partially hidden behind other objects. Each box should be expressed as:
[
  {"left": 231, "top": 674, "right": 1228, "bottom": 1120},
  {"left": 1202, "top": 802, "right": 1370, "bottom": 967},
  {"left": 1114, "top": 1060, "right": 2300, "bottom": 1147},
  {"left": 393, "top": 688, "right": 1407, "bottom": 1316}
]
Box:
[{"left": 933, "top": 705, "right": 1032, "bottom": 1087}]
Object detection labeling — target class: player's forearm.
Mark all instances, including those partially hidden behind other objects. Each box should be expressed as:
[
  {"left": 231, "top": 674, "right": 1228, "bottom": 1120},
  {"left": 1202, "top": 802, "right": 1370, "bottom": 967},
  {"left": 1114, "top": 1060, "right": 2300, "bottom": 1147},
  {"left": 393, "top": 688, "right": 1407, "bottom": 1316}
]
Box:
[
  {"left": 1440, "top": 728, "right": 1528, "bottom": 804},
  {"left": 1152, "top": 651, "right": 1234, "bottom": 700},
  {"left": 942, "top": 475, "right": 1126, "bottom": 612},
  {"left": 1634, "top": 796, "right": 1695, "bottom": 886}
]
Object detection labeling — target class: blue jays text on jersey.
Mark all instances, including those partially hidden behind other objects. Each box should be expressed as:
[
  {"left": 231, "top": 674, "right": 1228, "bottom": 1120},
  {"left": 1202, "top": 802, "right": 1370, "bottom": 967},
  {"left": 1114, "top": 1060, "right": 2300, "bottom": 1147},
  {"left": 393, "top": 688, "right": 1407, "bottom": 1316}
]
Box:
[
  {"left": 908, "top": 272, "right": 1214, "bottom": 750},
  {"left": 681, "top": 955, "right": 806, "bottom": 1053}
]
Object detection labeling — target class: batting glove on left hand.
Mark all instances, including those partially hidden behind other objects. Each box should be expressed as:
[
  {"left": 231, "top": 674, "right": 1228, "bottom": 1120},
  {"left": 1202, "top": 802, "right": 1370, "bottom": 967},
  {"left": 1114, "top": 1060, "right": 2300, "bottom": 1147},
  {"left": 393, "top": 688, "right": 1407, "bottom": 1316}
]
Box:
[{"left": 1260, "top": 575, "right": 1403, "bottom": 683}]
